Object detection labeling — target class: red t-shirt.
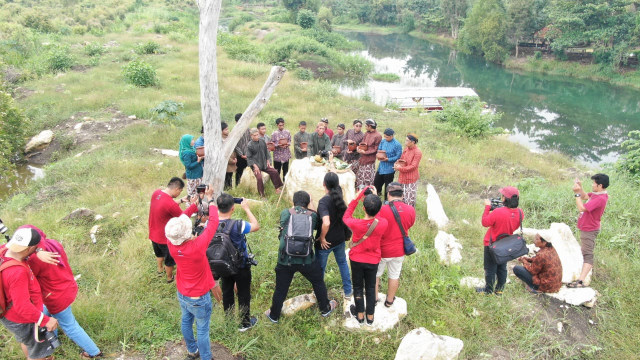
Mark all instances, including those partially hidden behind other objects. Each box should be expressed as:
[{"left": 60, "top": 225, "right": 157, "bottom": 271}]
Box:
[
  {"left": 343, "top": 199, "right": 388, "bottom": 264},
  {"left": 577, "top": 192, "right": 608, "bottom": 232},
  {"left": 325, "top": 128, "right": 334, "bottom": 140},
  {"left": 26, "top": 239, "right": 78, "bottom": 315},
  {"left": 148, "top": 189, "right": 197, "bottom": 244},
  {"left": 168, "top": 204, "right": 219, "bottom": 297},
  {"left": 481, "top": 206, "right": 524, "bottom": 246},
  {"left": 377, "top": 201, "right": 416, "bottom": 258},
  {"left": 0, "top": 246, "right": 51, "bottom": 325}
]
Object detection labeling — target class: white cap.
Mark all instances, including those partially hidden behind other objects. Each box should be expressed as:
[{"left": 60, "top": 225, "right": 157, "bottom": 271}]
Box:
[
  {"left": 7, "top": 228, "right": 41, "bottom": 252},
  {"left": 165, "top": 215, "right": 193, "bottom": 246}
]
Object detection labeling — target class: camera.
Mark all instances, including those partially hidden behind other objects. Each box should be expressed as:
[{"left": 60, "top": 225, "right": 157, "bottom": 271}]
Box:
[
  {"left": 490, "top": 197, "right": 504, "bottom": 211},
  {"left": 358, "top": 185, "right": 373, "bottom": 196},
  {"left": 233, "top": 197, "right": 243, "bottom": 204},
  {"left": 196, "top": 184, "right": 207, "bottom": 193},
  {"left": 0, "top": 218, "right": 8, "bottom": 241},
  {"left": 246, "top": 253, "right": 258, "bottom": 266},
  {"left": 319, "top": 150, "right": 331, "bottom": 159},
  {"left": 38, "top": 327, "right": 61, "bottom": 350}
]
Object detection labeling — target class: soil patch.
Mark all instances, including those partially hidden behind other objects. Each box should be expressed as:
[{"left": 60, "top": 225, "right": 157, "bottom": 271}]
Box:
[
  {"left": 71, "top": 64, "right": 91, "bottom": 73},
  {"left": 114, "top": 341, "right": 242, "bottom": 360},
  {"left": 13, "top": 86, "right": 36, "bottom": 100},
  {"left": 298, "top": 60, "right": 335, "bottom": 79}
]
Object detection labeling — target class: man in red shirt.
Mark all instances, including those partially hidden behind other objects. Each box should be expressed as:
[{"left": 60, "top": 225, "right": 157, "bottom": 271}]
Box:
[
  {"left": 374, "top": 183, "right": 416, "bottom": 307},
  {"left": 321, "top": 118, "right": 334, "bottom": 140},
  {"left": 165, "top": 185, "right": 219, "bottom": 360},
  {"left": 394, "top": 134, "right": 422, "bottom": 207},
  {"left": 1, "top": 228, "right": 58, "bottom": 360},
  {"left": 569, "top": 173, "right": 610, "bottom": 288},
  {"left": 148, "top": 177, "right": 197, "bottom": 283}
]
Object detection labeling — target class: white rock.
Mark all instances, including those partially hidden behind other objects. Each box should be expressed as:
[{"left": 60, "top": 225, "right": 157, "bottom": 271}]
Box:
[
  {"left": 462, "top": 219, "right": 470, "bottom": 225},
  {"left": 285, "top": 159, "right": 356, "bottom": 210},
  {"left": 545, "top": 286, "right": 597, "bottom": 307},
  {"left": 426, "top": 184, "right": 449, "bottom": 229},
  {"left": 94, "top": 214, "right": 104, "bottom": 221},
  {"left": 434, "top": 231, "right": 463, "bottom": 265},
  {"left": 74, "top": 122, "right": 84, "bottom": 131},
  {"left": 152, "top": 148, "right": 179, "bottom": 157},
  {"left": 344, "top": 293, "right": 407, "bottom": 332},
  {"left": 557, "top": 322, "right": 563, "bottom": 333},
  {"left": 394, "top": 327, "right": 463, "bottom": 360},
  {"left": 112, "top": 212, "right": 121, "bottom": 218},
  {"left": 460, "top": 277, "right": 484, "bottom": 289},
  {"left": 238, "top": 168, "right": 272, "bottom": 195},
  {"left": 25, "top": 130, "right": 54, "bottom": 153},
  {"left": 128, "top": 115, "right": 137, "bottom": 120},
  {"left": 281, "top": 293, "right": 317, "bottom": 316},
  {"left": 90, "top": 225, "right": 100, "bottom": 244}
]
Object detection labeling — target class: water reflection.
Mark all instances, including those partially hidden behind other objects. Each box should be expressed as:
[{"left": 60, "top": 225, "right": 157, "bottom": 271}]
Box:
[
  {"left": 0, "top": 165, "right": 44, "bottom": 201},
  {"left": 338, "top": 32, "right": 640, "bottom": 164}
]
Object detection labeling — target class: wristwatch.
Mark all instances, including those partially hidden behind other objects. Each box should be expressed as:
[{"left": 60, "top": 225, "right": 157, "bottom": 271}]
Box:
[{"left": 574, "top": 193, "right": 581, "bottom": 197}]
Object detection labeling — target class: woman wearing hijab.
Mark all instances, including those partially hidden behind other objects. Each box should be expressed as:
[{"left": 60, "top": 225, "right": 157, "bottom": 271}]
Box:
[{"left": 179, "top": 134, "right": 204, "bottom": 197}]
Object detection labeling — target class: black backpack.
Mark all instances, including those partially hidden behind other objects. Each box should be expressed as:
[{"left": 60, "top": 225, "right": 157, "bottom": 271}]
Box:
[
  {"left": 206, "top": 220, "right": 244, "bottom": 277},
  {"left": 284, "top": 208, "right": 315, "bottom": 257}
]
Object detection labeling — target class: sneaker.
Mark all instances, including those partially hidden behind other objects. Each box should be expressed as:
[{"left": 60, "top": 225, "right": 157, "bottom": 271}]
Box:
[
  {"left": 349, "top": 304, "right": 364, "bottom": 324},
  {"left": 321, "top": 300, "right": 338, "bottom": 317},
  {"left": 475, "top": 287, "right": 489, "bottom": 294},
  {"left": 238, "top": 316, "right": 258, "bottom": 332},
  {"left": 264, "top": 309, "right": 278, "bottom": 324},
  {"left": 494, "top": 290, "right": 503, "bottom": 296},
  {"left": 185, "top": 350, "right": 199, "bottom": 360},
  {"left": 80, "top": 352, "right": 104, "bottom": 359}
]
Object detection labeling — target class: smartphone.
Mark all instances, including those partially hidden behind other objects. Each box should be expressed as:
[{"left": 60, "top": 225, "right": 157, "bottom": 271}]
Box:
[{"left": 233, "top": 197, "right": 243, "bottom": 204}]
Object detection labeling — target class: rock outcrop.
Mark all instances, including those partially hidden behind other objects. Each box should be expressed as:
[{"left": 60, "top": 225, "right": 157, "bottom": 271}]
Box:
[
  {"left": 281, "top": 293, "right": 317, "bottom": 316},
  {"left": 434, "top": 231, "right": 463, "bottom": 265},
  {"left": 25, "top": 130, "right": 54, "bottom": 154},
  {"left": 545, "top": 286, "right": 598, "bottom": 307},
  {"left": 395, "top": 327, "right": 463, "bottom": 360},
  {"left": 344, "top": 293, "right": 407, "bottom": 332},
  {"left": 286, "top": 159, "right": 355, "bottom": 210},
  {"left": 238, "top": 168, "right": 271, "bottom": 195},
  {"left": 426, "top": 184, "right": 449, "bottom": 229}
]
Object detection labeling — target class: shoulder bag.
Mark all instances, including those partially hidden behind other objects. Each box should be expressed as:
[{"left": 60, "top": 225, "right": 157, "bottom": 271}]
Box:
[
  {"left": 350, "top": 218, "right": 378, "bottom": 249},
  {"left": 389, "top": 201, "right": 417, "bottom": 255},
  {"left": 488, "top": 209, "right": 527, "bottom": 265}
]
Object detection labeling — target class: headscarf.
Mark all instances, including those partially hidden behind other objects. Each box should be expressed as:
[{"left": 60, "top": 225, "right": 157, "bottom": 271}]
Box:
[{"left": 179, "top": 134, "right": 195, "bottom": 159}]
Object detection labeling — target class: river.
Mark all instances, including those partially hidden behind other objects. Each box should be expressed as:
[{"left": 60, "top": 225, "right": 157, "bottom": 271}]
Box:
[{"left": 338, "top": 32, "right": 640, "bottom": 165}]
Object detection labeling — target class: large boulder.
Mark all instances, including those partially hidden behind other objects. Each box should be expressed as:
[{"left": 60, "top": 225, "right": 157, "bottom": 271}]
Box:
[
  {"left": 523, "top": 223, "right": 591, "bottom": 285},
  {"left": 281, "top": 293, "right": 317, "bottom": 316},
  {"left": 434, "top": 231, "right": 462, "bottom": 265},
  {"left": 426, "top": 184, "right": 449, "bottom": 229},
  {"left": 545, "top": 286, "right": 598, "bottom": 307},
  {"left": 395, "top": 327, "right": 463, "bottom": 360},
  {"left": 344, "top": 293, "right": 407, "bottom": 332},
  {"left": 25, "top": 130, "right": 54, "bottom": 154},
  {"left": 286, "top": 158, "right": 355, "bottom": 210},
  {"left": 62, "top": 208, "right": 96, "bottom": 222},
  {"left": 238, "top": 168, "right": 271, "bottom": 195}
]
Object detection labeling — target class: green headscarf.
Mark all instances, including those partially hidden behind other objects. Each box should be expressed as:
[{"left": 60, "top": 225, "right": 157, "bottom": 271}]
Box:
[{"left": 179, "top": 134, "right": 195, "bottom": 159}]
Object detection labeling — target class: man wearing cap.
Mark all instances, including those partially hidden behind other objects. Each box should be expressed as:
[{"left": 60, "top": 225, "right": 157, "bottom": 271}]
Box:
[
  {"left": 270, "top": 118, "right": 292, "bottom": 181},
  {"left": 375, "top": 183, "right": 416, "bottom": 307},
  {"left": 331, "top": 124, "right": 346, "bottom": 160},
  {"left": 356, "top": 119, "right": 382, "bottom": 189},
  {"left": 165, "top": 185, "right": 219, "bottom": 360},
  {"left": 1, "top": 228, "right": 59, "bottom": 360},
  {"left": 374, "top": 128, "right": 402, "bottom": 200},
  {"left": 394, "top": 134, "right": 422, "bottom": 207},
  {"left": 308, "top": 122, "right": 331, "bottom": 156},
  {"left": 343, "top": 120, "right": 365, "bottom": 180},
  {"left": 479, "top": 186, "right": 524, "bottom": 295},
  {"left": 321, "top": 118, "right": 334, "bottom": 140}
]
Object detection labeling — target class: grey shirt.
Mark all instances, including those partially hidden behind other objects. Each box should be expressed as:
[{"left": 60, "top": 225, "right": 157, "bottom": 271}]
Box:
[
  {"left": 331, "top": 133, "right": 345, "bottom": 159},
  {"left": 247, "top": 139, "right": 270, "bottom": 171},
  {"left": 294, "top": 131, "right": 311, "bottom": 159},
  {"left": 308, "top": 133, "right": 331, "bottom": 156},
  {"left": 235, "top": 129, "right": 251, "bottom": 157}
]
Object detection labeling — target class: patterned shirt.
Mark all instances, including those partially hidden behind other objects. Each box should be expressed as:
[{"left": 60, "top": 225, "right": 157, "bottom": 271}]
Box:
[
  {"left": 523, "top": 246, "right": 563, "bottom": 293},
  {"left": 342, "top": 129, "right": 364, "bottom": 162},
  {"left": 271, "top": 129, "right": 292, "bottom": 163},
  {"left": 397, "top": 146, "right": 422, "bottom": 184}
]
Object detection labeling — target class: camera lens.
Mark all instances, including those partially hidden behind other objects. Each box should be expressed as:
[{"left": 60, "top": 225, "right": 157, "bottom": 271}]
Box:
[{"left": 0, "top": 219, "right": 8, "bottom": 234}]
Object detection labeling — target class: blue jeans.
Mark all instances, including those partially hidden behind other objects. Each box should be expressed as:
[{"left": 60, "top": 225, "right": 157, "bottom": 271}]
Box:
[
  {"left": 177, "top": 291, "right": 212, "bottom": 360},
  {"left": 316, "top": 242, "right": 352, "bottom": 296},
  {"left": 45, "top": 305, "right": 100, "bottom": 356}
]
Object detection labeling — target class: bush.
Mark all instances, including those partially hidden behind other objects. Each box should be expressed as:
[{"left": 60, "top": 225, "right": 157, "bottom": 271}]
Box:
[
  {"left": 218, "top": 33, "right": 265, "bottom": 63},
  {"left": 434, "top": 97, "right": 502, "bottom": 138},
  {"left": 533, "top": 51, "right": 542, "bottom": 60},
  {"left": 371, "top": 73, "right": 400, "bottom": 82},
  {"left": 134, "top": 41, "right": 163, "bottom": 55},
  {"left": 297, "top": 9, "right": 317, "bottom": 29},
  {"left": 47, "top": 46, "right": 75, "bottom": 72},
  {"left": 122, "top": 60, "right": 158, "bottom": 87},
  {"left": 617, "top": 130, "right": 640, "bottom": 176},
  {"left": 21, "top": 13, "right": 57, "bottom": 33},
  {"left": 85, "top": 42, "right": 106, "bottom": 57},
  {"left": 295, "top": 68, "right": 314, "bottom": 80},
  {"left": 0, "top": 92, "right": 27, "bottom": 173},
  {"left": 317, "top": 6, "right": 333, "bottom": 32},
  {"left": 149, "top": 100, "right": 184, "bottom": 126},
  {"left": 228, "top": 13, "right": 255, "bottom": 32}
]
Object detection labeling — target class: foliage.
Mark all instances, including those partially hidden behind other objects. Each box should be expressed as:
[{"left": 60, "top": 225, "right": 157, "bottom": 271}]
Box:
[
  {"left": 295, "top": 68, "right": 314, "bottom": 80},
  {"left": 122, "top": 59, "right": 158, "bottom": 87},
  {"left": 458, "top": 0, "right": 509, "bottom": 63},
  {"left": 0, "top": 92, "right": 26, "bottom": 173},
  {"left": 297, "top": 9, "right": 317, "bottom": 29},
  {"left": 228, "top": 13, "right": 255, "bottom": 32},
  {"left": 84, "top": 42, "right": 106, "bottom": 57},
  {"left": 434, "top": 97, "right": 502, "bottom": 138},
  {"left": 134, "top": 41, "right": 163, "bottom": 55},
  {"left": 299, "top": 28, "right": 362, "bottom": 51},
  {"left": 317, "top": 6, "right": 333, "bottom": 32},
  {"left": 149, "top": 100, "right": 184, "bottom": 126},
  {"left": 47, "top": 45, "right": 75, "bottom": 73},
  {"left": 533, "top": 50, "right": 542, "bottom": 60},
  {"left": 21, "top": 12, "right": 57, "bottom": 33},
  {"left": 371, "top": 72, "right": 400, "bottom": 82},
  {"left": 617, "top": 130, "right": 640, "bottom": 176},
  {"left": 399, "top": 10, "right": 416, "bottom": 33},
  {"left": 218, "top": 32, "right": 265, "bottom": 63}
]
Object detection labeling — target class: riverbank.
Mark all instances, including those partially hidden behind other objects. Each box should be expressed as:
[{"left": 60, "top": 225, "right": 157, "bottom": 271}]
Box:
[{"left": 1, "top": 2, "right": 640, "bottom": 359}]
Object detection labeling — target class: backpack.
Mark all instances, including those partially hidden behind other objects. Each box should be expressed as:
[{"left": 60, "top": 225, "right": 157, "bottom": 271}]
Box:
[
  {"left": 0, "top": 257, "right": 28, "bottom": 318},
  {"left": 284, "top": 208, "right": 315, "bottom": 257},
  {"left": 206, "top": 220, "right": 244, "bottom": 278}
]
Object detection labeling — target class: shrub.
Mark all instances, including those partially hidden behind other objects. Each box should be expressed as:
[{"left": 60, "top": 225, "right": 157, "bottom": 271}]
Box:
[
  {"left": 149, "top": 100, "right": 184, "bottom": 126},
  {"left": 434, "top": 97, "right": 502, "bottom": 138},
  {"left": 218, "top": 33, "right": 264, "bottom": 63},
  {"left": 134, "top": 41, "right": 162, "bottom": 55},
  {"left": 295, "top": 68, "right": 314, "bottom": 80},
  {"left": 533, "top": 51, "right": 542, "bottom": 60},
  {"left": 0, "top": 92, "right": 27, "bottom": 173},
  {"left": 228, "top": 13, "right": 255, "bottom": 32},
  {"left": 21, "top": 13, "right": 57, "bottom": 33},
  {"left": 85, "top": 42, "right": 106, "bottom": 57},
  {"left": 297, "top": 9, "right": 317, "bottom": 29},
  {"left": 47, "top": 46, "right": 75, "bottom": 73},
  {"left": 317, "top": 6, "right": 333, "bottom": 32},
  {"left": 617, "top": 130, "right": 640, "bottom": 176},
  {"left": 371, "top": 73, "right": 400, "bottom": 82},
  {"left": 122, "top": 60, "right": 158, "bottom": 87}
]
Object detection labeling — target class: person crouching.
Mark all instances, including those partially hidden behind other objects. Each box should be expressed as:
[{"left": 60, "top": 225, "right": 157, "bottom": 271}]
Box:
[{"left": 513, "top": 234, "right": 563, "bottom": 294}]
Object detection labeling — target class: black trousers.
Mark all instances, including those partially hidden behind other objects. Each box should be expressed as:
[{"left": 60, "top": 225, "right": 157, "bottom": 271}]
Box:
[
  {"left": 224, "top": 172, "right": 233, "bottom": 190},
  {"left": 235, "top": 156, "right": 248, "bottom": 186},
  {"left": 269, "top": 261, "right": 330, "bottom": 321},
  {"left": 350, "top": 260, "right": 378, "bottom": 316},
  {"left": 374, "top": 172, "right": 395, "bottom": 200},
  {"left": 221, "top": 267, "right": 252, "bottom": 326},
  {"left": 513, "top": 265, "right": 539, "bottom": 290},
  {"left": 274, "top": 160, "right": 289, "bottom": 181},
  {"left": 484, "top": 246, "right": 507, "bottom": 293}
]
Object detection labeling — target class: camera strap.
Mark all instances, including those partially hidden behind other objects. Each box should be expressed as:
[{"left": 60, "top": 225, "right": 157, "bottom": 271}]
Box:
[{"left": 34, "top": 313, "right": 44, "bottom": 343}]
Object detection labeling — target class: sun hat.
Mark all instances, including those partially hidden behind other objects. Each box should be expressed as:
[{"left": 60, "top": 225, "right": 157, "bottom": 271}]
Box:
[{"left": 165, "top": 215, "right": 193, "bottom": 246}]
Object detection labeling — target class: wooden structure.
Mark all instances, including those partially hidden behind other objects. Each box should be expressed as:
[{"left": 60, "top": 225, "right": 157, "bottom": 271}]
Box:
[{"left": 386, "top": 87, "right": 479, "bottom": 111}]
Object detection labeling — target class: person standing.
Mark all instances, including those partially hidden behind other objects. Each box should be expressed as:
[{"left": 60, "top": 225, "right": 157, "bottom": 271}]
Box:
[
  {"left": 513, "top": 234, "right": 563, "bottom": 294},
  {"left": 356, "top": 119, "right": 382, "bottom": 189},
  {"left": 343, "top": 186, "right": 388, "bottom": 325},
  {"left": 179, "top": 134, "right": 203, "bottom": 197},
  {"left": 22, "top": 225, "right": 102, "bottom": 359},
  {"left": 308, "top": 122, "right": 331, "bottom": 156},
  {"left": 148, "top": 177, "right": 198, "bottom": 283},
  {"left": 394, "top": 134, "right": 422, "bottom": 207},
  {"left": 374, "top": 128, "right": 402, "bottom": 200},
  {"left": 165, "top": 185, "right": 219, "bottom": 360},
  {"left": 257, "top": 122, "right": 272, "bottom": 164},
  {"left": 315, "top": 173, "right": 352, "bottom": 299},
  {"left": 271, "top": 118, "right": 292, "bottom": 181},
  {"left": 568, "top": 174, "right": 610, "bottom": 288},
  {"left": 374, "top": 183, "right": 415, "bottom": 307},
  {"left": 246, "top": 128, "right": 284, "bottom": 198},
  {"left": 343, "top": 120, "right": 365, "bottom": 180},
  {"left": 264, "top": 191, "right": 338, "bottom": 323},
  {"left": 331, "top": 124, "right": 346, "bottom": 160},
  {"left": 216, "top": 194, "right": 261, "bottom": 331},
  {"left": 294, "top": 121, "right": 310, "bottom": 159},
  {"left": 321, "top": 118, "right": 334, "bottom": 140},
  {"left": 221, "top": 122, "right": 237, "bottom": 190},
  {"left": 234, "top": 113, "right": 251, "bottom": 187},
  {"left": 478, "top": 186, "right": 523, "bottom": 295},
  {"left": 1, "top": 228, "right": 59, "bottom": 360}
]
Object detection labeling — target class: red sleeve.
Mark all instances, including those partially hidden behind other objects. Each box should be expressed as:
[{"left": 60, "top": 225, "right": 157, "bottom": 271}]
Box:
[
  {"left": 182, "top": 203, "right": 198, "bottom": 217},
  {"left": 342, "top": 198, "right": 359, "bottom": 229},
  {"left": 481, "top": 205, "right": 494, "bottom": 227},
  {"left": 196, "top": 205, "right": 219, "bottom": 251},
  {"left": 583, "top": 196, "right": 603, "bottom": 213},
  {"left": 4, "top": 269, "right": 51, "bottom": 325}
]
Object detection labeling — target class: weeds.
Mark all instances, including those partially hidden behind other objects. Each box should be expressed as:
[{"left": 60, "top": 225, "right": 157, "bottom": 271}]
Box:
[{"left": 122, "top": 59, "right": 158, "bottom": 87}]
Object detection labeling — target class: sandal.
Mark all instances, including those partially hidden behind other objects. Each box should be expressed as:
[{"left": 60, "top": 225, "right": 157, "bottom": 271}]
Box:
[
  {"left": 80, "top": 351, "right": 104, "bottom": 358},
  {"left": 567, "top": 280, "right": 585, "bottom": 288},
  {"left": 366, "top": 315, "right": 374, "bottom": 326},
  {"left": 384, "top": 297, "right": 396, "bottom": 308},
  {"left": 166, "top": 276, "right": 175, "bottom": 284}
]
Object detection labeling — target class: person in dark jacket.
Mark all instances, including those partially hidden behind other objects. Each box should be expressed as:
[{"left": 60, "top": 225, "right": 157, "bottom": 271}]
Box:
[
  {"left": 246, "top": 128, "right": 283, "bottom": 198},
  {"left": 513, "top": 234, "right": 563, "bottom": 294}
]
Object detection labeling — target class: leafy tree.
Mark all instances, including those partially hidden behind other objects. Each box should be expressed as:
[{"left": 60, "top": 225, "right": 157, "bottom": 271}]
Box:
[
  {"left": 441, "top": 0, "right": 468, "bottom": 39},
  {"left": 0, "top": 92, "right": 26, "bottom": 174},
  {"left": 617, "top": 130, "right": 640, "bottom": 176},
  {"left": 505, "top": 0, "right": 536, "bottom": 58},
  {"left": 317, "top": 6, "right": 333, "bottom": 31},
  {"left": 458, "top": 0, "right": 509, "bottom": 63},
  {"left": 297, "top": 9, "right": 317, "bottom": 29}
]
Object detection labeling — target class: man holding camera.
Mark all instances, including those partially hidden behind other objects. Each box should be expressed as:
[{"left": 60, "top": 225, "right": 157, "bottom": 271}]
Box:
[
  {"left": 216, "top": 194, "right": 261, "bottom": 332},
  {"left": 1, "top": 228, "right": 59, "bottom": 360}
]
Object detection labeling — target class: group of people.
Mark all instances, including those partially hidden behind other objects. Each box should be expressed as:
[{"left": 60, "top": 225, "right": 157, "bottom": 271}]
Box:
[{"left": 479, "top": 174, "right": 610, "bottom": 295}]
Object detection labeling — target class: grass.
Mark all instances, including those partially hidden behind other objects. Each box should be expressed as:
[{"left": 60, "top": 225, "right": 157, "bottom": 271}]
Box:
[
  {"left": 1, "top": 1, "right": 640, "bottom": 359},
  {"left": 371, "top": 73, "right": 400, "bottom": 82}
]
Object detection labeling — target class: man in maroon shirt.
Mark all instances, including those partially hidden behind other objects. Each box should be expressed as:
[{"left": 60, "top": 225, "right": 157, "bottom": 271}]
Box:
[
  {"left": 1, "top": 228, "right": 58, "bottom": 360},
  {"left": 165, "top": 185, "right": 219, "bottom": 360},
  {"left": 569, "top": 173, "right": 610, "bottom": 288},
  {"left": 356, "top": 119, "right": 382, "bottom": 189},
  {"left": 374, "top": 183, "right": 416, "bottom": 307},
  {"left": 148, "top": 177, "right": 197, "bottom": 283}
]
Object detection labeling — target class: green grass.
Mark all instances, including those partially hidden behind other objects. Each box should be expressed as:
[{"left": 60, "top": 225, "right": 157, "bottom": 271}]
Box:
[
  {"left": 1, "top": 2, "right": 640, "bottom": 359},
  {"left": 371, "top": 73, "right": 400, "bottom": 82}
]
